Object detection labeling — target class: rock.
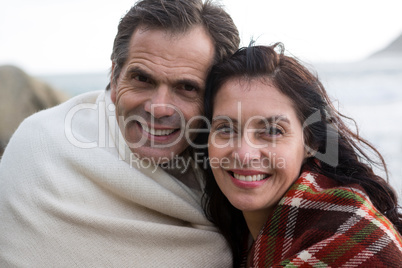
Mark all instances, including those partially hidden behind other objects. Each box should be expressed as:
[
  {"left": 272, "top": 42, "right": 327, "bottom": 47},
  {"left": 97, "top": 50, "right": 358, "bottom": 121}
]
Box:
[
  {"left": 0, "top": 65, "right": 69, "bottom": 157},
  {"left": 369, "top": 32, "right": 402, "bottom": 58}
]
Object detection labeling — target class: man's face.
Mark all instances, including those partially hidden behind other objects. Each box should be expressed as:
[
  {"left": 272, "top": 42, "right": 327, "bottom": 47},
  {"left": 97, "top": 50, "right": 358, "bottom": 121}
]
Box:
[{"left": 111, "top": 26, "right": 215, "bottom": 162}]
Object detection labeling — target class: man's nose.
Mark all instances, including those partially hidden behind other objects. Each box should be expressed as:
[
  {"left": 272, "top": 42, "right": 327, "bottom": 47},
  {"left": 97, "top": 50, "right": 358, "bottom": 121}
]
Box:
[{"left": 144, "top": 85, "right": 176, "bottom": 118}]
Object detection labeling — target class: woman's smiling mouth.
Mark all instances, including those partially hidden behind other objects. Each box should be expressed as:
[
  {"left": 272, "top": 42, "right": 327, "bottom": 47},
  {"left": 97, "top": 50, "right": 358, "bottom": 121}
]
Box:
[
  {"left": 227, "top": 170, "right": 271, "bottom": 187},
  {"left": 233, "top": 173, "right": 269, "bottom": 182}
]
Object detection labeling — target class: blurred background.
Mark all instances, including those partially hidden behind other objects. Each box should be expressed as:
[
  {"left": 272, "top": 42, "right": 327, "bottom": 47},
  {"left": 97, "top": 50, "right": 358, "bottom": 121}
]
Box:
[{"left": 1, "top": 0, "right": 401, "bottom": 198}]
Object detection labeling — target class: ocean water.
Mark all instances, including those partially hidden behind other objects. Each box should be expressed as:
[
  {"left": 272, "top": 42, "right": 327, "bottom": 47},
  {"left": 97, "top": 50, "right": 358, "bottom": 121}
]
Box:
[
  {"left": 38, "top": 57, "right": 402, "bottom": 200},
  {"left": 315, "top": 58, "right": 402, "bottom": 199},
  {"left": 38, "top": 72, "right": 110, "bottom": 96}
]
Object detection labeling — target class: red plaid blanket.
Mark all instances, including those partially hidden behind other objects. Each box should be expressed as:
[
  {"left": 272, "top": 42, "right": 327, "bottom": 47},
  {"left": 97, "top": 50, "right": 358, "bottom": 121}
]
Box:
[{"left": 249, "top": 169, "right": 402, "bottom": 267}]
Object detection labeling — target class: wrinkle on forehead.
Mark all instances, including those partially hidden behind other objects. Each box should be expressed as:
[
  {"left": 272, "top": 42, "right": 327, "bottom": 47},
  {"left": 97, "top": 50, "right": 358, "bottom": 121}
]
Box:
[
  {"left": 123, "top": 25, "right": 215, "bottom": 85},
  {"left": 129, "top": 25, "right": 214, "bottom": 65}
]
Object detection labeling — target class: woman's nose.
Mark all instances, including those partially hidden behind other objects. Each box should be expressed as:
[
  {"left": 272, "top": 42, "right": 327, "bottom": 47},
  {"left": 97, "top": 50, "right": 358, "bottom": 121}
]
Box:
[{"left": 231, "top": 135, "right": 261, "bottom": 165}]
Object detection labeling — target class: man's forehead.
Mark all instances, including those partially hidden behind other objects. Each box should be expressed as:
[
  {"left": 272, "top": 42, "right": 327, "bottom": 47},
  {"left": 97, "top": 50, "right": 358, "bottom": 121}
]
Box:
[
  {"left": 130, "top": 25, "right": 215, "bottom": 55},
  {"left": 126, "top": 25, "right": 215, "bottom": 75},
  {"left": 133, "top": 24, "right": 198, "bottom": 38}
]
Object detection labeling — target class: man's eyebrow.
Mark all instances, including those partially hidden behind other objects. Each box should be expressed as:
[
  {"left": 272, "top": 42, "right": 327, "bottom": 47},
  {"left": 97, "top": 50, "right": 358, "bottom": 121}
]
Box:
[
  {"left": 126, "top": 66, "right": 154, "bottom": 80},
  {"left": 126, "top": 66, "right": 203, "bottom": 90}
]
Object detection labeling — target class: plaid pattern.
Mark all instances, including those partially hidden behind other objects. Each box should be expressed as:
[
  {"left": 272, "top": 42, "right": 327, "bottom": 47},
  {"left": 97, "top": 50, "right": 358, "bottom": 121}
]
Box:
[{"left": 249, "top": 169, "right": 402, "bottom": 267}]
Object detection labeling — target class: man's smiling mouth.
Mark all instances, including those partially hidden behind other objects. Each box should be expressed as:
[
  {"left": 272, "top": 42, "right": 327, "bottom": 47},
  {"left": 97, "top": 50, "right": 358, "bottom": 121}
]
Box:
[{"left": 139, "top": 122, "right": 180, "bottom": 136}]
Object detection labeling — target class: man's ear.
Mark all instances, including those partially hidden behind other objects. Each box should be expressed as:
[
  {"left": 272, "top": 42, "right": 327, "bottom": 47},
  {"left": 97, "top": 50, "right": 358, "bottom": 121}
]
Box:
[{"left": 110, "top": 62, "right": 116, "bottom": 104}]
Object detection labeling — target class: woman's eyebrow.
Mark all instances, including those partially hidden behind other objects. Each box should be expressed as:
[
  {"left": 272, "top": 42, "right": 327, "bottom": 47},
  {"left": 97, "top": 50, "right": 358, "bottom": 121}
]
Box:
[
  {"left": 212, "top": 115, "right": 290, "bottom": 125},
  {"left": 257, "top": 115, "right": 290, "bottom": 125},
  {"left": 212, "top": 115, "right": 236, "bottom": 121}
]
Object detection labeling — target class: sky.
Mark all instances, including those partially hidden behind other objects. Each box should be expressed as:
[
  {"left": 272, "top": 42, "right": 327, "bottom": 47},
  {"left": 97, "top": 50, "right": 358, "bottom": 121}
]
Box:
[{"left": 0, "top": 0, "right": 401, "bottom": 75}]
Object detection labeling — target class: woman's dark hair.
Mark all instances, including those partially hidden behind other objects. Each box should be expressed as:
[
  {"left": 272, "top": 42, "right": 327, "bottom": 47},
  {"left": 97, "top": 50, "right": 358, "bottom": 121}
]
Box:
[
  {"left": 202, "top": 43, "right": 402, "bottom": 267},
  {"left": 106, "top": 0, "right": 240, "bottom": 90}
]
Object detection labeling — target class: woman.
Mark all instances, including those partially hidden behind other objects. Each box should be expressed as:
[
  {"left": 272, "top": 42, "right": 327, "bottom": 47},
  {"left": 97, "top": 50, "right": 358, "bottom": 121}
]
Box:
[{"left": 202, "top": 44, "right": 402, "bottom": 267}]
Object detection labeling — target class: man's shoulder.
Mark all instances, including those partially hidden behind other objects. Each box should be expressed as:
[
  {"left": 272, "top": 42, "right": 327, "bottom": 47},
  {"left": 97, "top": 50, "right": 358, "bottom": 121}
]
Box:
[
  {"left": 9, "top": 90, "right": 104, "bottom": 142},
  {"left": 25, "top": 90, "right": 104, "bottom": 124},
  {"left": 1, "top": 90, "right": 106, "bottom": 161}
]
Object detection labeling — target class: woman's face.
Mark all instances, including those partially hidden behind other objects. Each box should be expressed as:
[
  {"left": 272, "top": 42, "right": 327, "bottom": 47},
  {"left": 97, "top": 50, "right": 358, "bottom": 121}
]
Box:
[{"left": 208, "top": 78, "right": 307, "bottom": 217}]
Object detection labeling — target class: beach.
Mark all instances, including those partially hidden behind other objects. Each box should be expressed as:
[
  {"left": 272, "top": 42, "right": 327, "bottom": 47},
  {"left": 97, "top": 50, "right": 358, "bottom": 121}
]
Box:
[{"left": 38, "top": 57, "right": 402, "bottom": 202}]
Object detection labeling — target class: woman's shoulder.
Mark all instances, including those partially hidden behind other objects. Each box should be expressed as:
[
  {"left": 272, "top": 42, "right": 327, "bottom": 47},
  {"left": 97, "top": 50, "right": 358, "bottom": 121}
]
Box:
[
  {"left": 252, "top": 169, "right": 402, "bottom": 267},
  {"left": 258, "top": 169, "right": 402, "bottom": 267},
  {"left": 284, "top": 170, "right": 372, "bottom": 210},
  {"left": 282, "top": 170, "right": 400, "bottom": 235}
]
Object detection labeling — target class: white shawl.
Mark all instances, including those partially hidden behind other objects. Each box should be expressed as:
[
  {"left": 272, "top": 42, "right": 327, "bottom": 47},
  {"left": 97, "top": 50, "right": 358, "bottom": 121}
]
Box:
[{"left": 0, "top": 90, "right": 231, "bottom": 267}]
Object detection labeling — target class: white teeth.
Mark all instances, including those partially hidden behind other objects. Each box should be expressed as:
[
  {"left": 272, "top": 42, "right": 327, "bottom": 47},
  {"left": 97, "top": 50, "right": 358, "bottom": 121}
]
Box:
[
  {"left": 233, "top": 173, "right": 267, "bottom": 182},
  {"left": 141, "top": 124, "right": 176, "bottom": 136}
]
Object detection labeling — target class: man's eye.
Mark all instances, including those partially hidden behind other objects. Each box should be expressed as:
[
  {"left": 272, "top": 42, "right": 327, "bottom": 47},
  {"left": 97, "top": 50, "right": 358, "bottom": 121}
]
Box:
[
  {"left": 177, "top": 84, "right": 197, "bottom": 92},
  {"left": 133, "top": 75, "right": 150, "bottom": 83},
  {"left": 184, "top": 85, "right": 196, "bottom": 92}
]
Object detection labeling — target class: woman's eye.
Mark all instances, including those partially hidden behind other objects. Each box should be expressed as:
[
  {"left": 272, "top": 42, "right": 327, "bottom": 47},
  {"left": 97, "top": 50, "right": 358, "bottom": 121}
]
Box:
[
  {"left": 215, "top": 125, "right": 234, "bottom": 135},
  {"left": 265, "top": 126, "right": 284, "bottom": 136}
]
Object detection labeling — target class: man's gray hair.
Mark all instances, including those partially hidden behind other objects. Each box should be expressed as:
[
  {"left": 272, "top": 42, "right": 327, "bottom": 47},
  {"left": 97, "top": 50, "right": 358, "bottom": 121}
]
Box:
[{"left": 107, "top": 0, "right": 240, "bottom": 90}]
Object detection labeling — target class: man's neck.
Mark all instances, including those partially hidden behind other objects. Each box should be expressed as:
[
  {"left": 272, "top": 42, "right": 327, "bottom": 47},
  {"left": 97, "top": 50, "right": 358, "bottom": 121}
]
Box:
[{"left": 161, "top": 158, "right": 202, "bottom": 192}]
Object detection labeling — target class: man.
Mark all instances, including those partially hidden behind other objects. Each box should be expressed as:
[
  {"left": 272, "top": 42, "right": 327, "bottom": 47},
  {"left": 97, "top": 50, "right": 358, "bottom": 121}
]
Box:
[{"left": 0, "top": 0, "right": 239, "bottom": 266}]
